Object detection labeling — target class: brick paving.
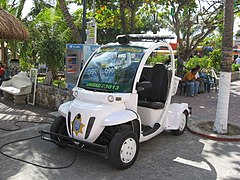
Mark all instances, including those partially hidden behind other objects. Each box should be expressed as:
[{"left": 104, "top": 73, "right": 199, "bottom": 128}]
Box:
[{"left": 172, "top": 80, "right": 240, "bottom": 126}]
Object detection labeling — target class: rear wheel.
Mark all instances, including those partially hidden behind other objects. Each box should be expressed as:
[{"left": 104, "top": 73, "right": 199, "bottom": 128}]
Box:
[
  {"left": 109, "top": 130, "right": 139, "bottom": 170},
  {"left": 50, "top": 116, "right": 68, "bottom": 146},
  {"left": 171, "top": 111, "right": 188, "bottom": 136}
]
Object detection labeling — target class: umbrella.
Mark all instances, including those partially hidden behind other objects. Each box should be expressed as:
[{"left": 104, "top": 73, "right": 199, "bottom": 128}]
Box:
[{"left": 0, "top": 8, "right": 29, "bottom": 40}]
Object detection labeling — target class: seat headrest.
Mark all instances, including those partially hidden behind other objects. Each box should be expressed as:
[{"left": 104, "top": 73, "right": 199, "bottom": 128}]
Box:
[{"left": 152, "top": 63, "right": 166, "bottom": 72}]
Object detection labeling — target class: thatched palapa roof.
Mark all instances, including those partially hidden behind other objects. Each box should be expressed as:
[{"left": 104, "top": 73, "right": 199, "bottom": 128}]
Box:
[{"left": 0, "top": 8, "right": 29, "bottom": 40}]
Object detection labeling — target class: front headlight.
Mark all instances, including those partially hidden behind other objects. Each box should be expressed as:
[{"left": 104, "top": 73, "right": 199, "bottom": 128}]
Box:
[{"left": 107, "top": 95, "right": 114, "bottom": 102}]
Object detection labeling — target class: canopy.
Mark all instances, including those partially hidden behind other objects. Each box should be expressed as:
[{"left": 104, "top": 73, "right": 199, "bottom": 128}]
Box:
[{"left": 0, "top": 8, "right": 29, "bottom": 40}]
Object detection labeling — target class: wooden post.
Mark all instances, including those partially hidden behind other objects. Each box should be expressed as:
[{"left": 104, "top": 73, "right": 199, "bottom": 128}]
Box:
[{"left": 0, "top": 42, "right": 5, "bottom": 65}]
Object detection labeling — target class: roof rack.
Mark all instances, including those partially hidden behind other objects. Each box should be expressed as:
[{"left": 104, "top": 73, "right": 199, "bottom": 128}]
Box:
[{"left": 116, "top": 34, "right": 175, "bottom": 44}]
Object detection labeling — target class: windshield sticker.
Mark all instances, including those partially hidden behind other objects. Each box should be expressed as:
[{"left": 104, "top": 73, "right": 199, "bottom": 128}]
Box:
[
  {"left": 101, "top": 47, "right": 144, "bottom": 53},
  {"left": 103, "top": 67, "right": 115, "bottom": 75},
  {"left": 101, "top": 47, "right": 117, "bottom": 52},
  {"left": 118, "top": 47, "right": 143, "bottom": 53},
  {"left": 86, "top": 82, "right": 120, "bottom": 91}
]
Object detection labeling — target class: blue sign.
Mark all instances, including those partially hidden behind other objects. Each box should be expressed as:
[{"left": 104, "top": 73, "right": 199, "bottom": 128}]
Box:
[{"left": 67, "top": 44, "right": 83, "bottom": 50}]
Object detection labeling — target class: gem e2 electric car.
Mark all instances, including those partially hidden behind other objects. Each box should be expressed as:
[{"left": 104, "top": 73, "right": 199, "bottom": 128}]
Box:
[{"left": 40, "top": 34, "right": 191, "bottom": 170}]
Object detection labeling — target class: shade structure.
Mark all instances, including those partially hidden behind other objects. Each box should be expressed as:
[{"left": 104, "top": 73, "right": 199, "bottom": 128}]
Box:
[{"left": 0, "top": 8, "right": 29, "bottom": 40}]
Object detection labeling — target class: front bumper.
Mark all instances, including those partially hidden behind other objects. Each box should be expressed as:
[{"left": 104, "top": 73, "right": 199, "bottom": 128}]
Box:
[{"left": 39, "top": 130, "right": 108, "bottom": 158}]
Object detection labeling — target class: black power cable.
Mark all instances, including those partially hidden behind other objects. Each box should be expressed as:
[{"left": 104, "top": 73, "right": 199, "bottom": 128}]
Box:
[{"left": 0, "top": 120, "right": 77, "bottom": 169}]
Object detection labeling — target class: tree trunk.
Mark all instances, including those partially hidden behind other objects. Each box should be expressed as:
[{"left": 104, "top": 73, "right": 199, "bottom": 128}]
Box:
[
  {"left": 213, "top": 0, "right": 234, "bottom": 134},
  {"left": 58, "top": 0, "right": 81, "bottom": 43},
  {"left": 130, "top": 7, "right": 135, "bottom": 33},
  {"left": 130, "top": 0, "right": 139, "bottom": 33},
  {"left": 81, "top": 0, "right": 87, "bottom": 44},
  {"left": 120, "top": 0, "right": 127, "bottom": 33}
]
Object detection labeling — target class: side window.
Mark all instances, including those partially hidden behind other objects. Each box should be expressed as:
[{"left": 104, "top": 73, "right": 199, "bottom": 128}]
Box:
[
  {"left": 140, "top": 46, "right": 172, "bottom": 89},
  {"left": 145, "top": 47, "right": 172, "bottom": 66}
]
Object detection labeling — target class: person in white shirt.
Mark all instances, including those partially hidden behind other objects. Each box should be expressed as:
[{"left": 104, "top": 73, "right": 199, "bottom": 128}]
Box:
[
  {"left": 195, "top": 65, "right": 205, "bottom": 93},
  {"left": 195, "top": 65, "right": 201, "bottom": 79},
  {"left": 236, "top": 56, "right": 240, "bottom": 64}
]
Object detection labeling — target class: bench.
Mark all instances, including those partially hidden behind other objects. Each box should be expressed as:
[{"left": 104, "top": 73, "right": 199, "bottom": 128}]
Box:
[
  {"left": 178, "top": 80, "right": 190, "bottom": 96},
  {"left": 0, "top": 72, "right": 32, "bottom": 104}
]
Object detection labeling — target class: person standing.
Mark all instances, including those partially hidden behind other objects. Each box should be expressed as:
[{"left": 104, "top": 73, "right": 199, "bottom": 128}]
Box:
[
  {"left": 0, "top": 63, "right": 5, "bottom": 86},
  {"left": 236, "top": 55, "right": 240, "bottom": 64},
  {"left": 194, "top": 65, "right": 205, "bottom": 93},
  {"left": 176, "top": 54, "right": 186, "bottom": 76},
  {"left": 182, "top": 68, "right": 200, "bottom": 97},
  {"left": 0, "top": 63, "right": 5, "bottom": 78}
]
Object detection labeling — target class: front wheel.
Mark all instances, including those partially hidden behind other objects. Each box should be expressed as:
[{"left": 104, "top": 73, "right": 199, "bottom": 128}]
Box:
[
  {"left": 171, "top": 111, "right": 188, "bottom": 136},
  {"left": 109, "top": 130, "right": 139, "bottom": 170},
  {"left": 50, "top": 116, "right": 68, "bottom": 146}
]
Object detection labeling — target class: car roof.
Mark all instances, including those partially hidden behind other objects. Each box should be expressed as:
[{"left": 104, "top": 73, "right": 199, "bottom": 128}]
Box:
[
  {"left": 101, "top": 34, "right": 175, "bottom": 50},
  {"left": 104, "top": 41, "right": 155, "bottom": 49}
]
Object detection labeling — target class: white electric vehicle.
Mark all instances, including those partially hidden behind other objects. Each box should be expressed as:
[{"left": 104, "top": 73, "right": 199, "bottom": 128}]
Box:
[{"left": 41, "top": 34, "right": 191, "bottom": 170}]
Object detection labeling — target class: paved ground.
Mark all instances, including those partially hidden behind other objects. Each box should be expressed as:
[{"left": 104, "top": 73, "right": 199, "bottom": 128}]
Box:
[
  {"left": 0, "top": 81, "right": 240, "bottom": 180},
  {"left": 172, "top": 80, "right": 240, "bottom": 126}
]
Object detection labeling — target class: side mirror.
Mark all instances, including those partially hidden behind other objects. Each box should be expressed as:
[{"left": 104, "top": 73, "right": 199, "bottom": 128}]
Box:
[{"left": 137, "top": 81, "right": 152, "bottom": 92}]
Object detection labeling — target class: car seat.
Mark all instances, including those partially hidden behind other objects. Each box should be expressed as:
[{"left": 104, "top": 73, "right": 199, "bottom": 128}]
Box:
[{"left": 138, "top": 63, "right": 168, "bottom": 109}]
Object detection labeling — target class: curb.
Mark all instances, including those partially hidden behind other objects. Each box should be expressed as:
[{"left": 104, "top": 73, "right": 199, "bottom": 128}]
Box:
[{"left": 187, "top": 120, "right": 240, "bottom": 142}]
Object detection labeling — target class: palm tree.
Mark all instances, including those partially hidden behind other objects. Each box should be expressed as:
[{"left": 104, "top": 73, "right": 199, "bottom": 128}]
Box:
[
  {"left": 25, "top": 0, "right": 53, "bottom": 18},
  {"left": 0, "top": 0, "right": 27, "bottom": 65},
  {"left": 16, "top": 0, "right": 26, "bottom": 18},
  {"left": 58, "top": 0, "right": 81, "bottom": 43},
  {"left": 213, "top": 0, "right": 234, "bottom": 134}
]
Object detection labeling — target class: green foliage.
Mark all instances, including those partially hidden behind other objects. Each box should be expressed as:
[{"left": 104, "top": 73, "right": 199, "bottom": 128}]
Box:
[
  {"left": 185, "top": 48, "right": 221, "bottom": 72},
  {"left": 185, "top": 56, "right": 210, "bottom": 71},
  {"left": 18, "top": 6, "right": 69, "bottom": 73},
  {"left": 147, "top": 55, "right": 169, "bottom": 65},
  {"left": 232, "top": 63, "right": 240, "bottom": 71},
  {"left": 38, "top": 36, "right": 65, "bottom": 74},
  {"left": 19, "top": 59, "right": 34, "bottom": 72},
  {"left": 94, "top": 1, "right": 163, "bottom": 43},
  {"left": 94, "top": 5, "right": 121, "bottom": 44},
  {"left": 37, "top": 76, "right": 44, "bottom": 83},
  {"left": 53, "top": 78, "right": 66, "bottom": 89},
  {"left": 34, "top": 7, "right": 69, "bottom": 38},
  {"left": 200, "top": 34, "right": 222, "bottom": 50},
  {"left": 37, "top": 76, "right": 66, "bottom": 88},
  {"left": 208, "top": 49, "right": 221, "bottom": 72}
]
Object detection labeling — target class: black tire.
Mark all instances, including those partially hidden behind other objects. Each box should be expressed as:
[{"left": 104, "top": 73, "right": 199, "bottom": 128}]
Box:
[
  {"left": 171, "top": 111, "right": 188, "bottom": 136},
  {"left": 109, "top": 130, "right": 139, "bottom": 170},
  {"left": 50, "top": 116, "right": 68, "bottom": 146}
]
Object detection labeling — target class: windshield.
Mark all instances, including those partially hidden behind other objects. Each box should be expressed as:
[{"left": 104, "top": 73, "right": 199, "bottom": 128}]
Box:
[{"left": 78, "top": 45, "right": 146, "bottom": 93}]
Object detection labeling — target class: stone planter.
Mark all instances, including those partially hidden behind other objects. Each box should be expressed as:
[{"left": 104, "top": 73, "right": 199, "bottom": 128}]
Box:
[
  {"left": 14, "top": 95, "right": 27, "bottom": 104},
  {"left": 3, "top": 92, "right": 14, "bottom": 100},
  {"left": 231, "top": 71, "right": 240, "bottom": 81},
  {"left": 36, "top": 84, "right": 74, "bottom": 111}
]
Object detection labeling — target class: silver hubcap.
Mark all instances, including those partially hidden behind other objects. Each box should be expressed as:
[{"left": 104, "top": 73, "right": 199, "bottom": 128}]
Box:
[
  {"left": 179, "top": 113, "right": 187, "bottom": 131},
  {"left": 120, "top": 138, "right": 137, "bottom": 163}
]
